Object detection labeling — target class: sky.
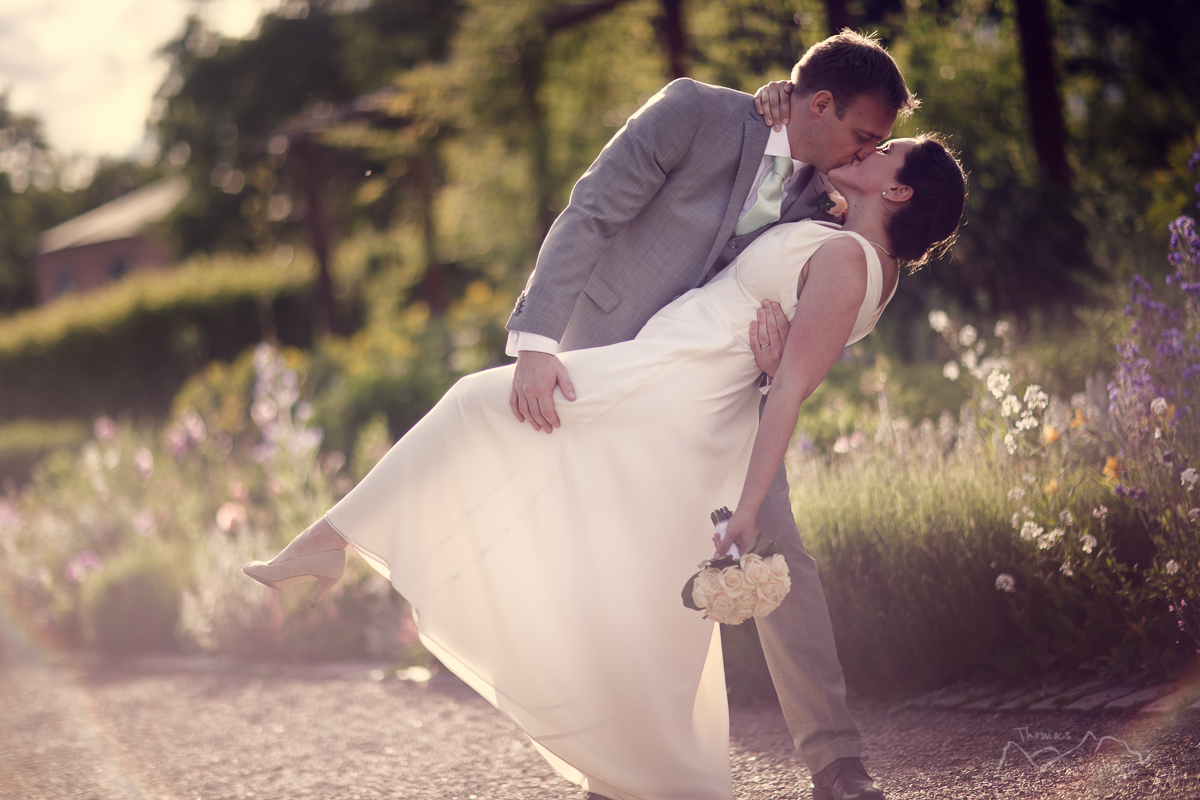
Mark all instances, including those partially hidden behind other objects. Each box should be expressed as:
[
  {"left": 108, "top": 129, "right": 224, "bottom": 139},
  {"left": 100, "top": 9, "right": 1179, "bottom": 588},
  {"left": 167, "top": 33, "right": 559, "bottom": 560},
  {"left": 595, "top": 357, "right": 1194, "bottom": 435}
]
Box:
[{"left": 0, "top": 0, "right": 278, "bottom": 161}]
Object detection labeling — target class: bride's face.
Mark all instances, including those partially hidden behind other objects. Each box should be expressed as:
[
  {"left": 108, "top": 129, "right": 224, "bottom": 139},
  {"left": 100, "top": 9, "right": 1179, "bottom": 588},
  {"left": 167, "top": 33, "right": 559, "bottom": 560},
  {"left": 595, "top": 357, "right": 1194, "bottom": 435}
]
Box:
[{"left": 827, "top": 138, "right": 918, "bottom": 195}]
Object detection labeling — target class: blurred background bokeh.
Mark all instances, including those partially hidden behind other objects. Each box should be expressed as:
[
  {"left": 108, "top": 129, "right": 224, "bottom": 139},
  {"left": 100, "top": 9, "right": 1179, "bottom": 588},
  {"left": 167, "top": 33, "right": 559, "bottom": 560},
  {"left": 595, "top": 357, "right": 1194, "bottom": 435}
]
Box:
[{"left": 1, "top": 0, "right": 1198, "bottom": 698}]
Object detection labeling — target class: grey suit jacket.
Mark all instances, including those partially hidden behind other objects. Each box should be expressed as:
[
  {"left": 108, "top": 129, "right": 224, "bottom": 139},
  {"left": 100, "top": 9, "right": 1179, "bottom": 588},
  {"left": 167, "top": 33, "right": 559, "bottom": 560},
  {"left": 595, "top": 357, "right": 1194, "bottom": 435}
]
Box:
[{"left": 507, "top": 78, "right": 836, "bottom": 352}]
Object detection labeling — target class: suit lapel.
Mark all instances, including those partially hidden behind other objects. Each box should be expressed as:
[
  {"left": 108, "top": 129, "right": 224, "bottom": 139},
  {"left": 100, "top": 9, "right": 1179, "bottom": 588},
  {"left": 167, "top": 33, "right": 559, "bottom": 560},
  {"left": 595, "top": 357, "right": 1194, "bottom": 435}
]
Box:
[{"left": 698, "top": 118, "right": 770, "bottom": 282}]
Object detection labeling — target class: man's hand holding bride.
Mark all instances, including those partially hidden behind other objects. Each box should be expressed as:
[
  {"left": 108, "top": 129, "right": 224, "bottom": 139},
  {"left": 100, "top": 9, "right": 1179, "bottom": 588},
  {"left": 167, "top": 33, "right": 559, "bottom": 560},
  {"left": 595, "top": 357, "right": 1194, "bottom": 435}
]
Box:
[
  {"left": 510, "top": 352, "right": 577, "bottom": 433},
  {"left": 750, "top": 300, "right": 790, "bottom": 378},
  {"left": 510, "top": 300, "right": 790, "bottom": 432}
]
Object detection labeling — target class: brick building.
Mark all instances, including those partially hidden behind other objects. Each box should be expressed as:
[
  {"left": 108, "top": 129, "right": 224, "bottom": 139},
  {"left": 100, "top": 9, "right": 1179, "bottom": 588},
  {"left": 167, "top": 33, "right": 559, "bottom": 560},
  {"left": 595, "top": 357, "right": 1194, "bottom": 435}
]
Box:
[{"left": 32, "top": 176, "right": 189, "bottom": 304}]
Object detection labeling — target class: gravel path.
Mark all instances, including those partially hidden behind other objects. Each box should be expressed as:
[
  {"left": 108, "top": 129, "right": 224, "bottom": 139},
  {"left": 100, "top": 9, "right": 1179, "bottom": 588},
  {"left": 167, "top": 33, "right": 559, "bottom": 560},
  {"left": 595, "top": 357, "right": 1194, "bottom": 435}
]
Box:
[{"left": 2, "top": 631, "right": 1198, "bottom": 800}]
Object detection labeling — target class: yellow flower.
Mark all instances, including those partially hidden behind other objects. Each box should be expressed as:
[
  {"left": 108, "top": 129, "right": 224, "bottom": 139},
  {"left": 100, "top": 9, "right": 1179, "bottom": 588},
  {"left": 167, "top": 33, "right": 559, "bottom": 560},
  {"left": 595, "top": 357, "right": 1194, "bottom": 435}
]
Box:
[
  {"left": 1042, "top": 425, "right": 1061, "bottom": 444},
  {"left": 1070, "top": 407, "right": 1088, "bottom": 430},
  {"left": 1102, "top": 457, "right": 1122, "bottom": 481},
  {"left": 1044, "top": 479, "right": 1061, "bottom": 494}
]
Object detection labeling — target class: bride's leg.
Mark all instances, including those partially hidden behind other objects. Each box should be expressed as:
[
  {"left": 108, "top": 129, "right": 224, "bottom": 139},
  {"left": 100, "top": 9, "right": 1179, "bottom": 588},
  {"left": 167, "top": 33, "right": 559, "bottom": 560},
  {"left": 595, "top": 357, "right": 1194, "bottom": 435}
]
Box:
[
  {"left": 242, "top": 517, "right": 348, "bottom": 606},
  {"left": 268, "top": 517, "right": 349, "bottom": 561}
]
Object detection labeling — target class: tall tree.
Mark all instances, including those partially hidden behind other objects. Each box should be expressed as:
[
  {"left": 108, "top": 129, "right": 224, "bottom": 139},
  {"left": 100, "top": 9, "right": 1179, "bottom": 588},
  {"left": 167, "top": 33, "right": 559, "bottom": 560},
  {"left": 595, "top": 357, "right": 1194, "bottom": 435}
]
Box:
[{"left": 1014, "top": 0, "right": 1071, "bottom": 189}]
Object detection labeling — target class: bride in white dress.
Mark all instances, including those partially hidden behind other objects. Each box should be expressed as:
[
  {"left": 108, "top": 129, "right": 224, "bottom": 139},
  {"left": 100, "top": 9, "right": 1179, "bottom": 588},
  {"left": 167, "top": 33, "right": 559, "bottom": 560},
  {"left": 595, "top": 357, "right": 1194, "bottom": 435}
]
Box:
[{"left": 243, "top": 136, "right": 966, "bottom": 800}]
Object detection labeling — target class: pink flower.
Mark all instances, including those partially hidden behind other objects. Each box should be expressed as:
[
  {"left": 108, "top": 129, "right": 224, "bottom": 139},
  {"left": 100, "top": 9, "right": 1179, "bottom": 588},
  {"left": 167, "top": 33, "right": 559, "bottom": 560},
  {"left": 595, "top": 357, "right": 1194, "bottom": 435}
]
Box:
[{"left": 94, "top": 416, "right": 118, "bottom": 443}]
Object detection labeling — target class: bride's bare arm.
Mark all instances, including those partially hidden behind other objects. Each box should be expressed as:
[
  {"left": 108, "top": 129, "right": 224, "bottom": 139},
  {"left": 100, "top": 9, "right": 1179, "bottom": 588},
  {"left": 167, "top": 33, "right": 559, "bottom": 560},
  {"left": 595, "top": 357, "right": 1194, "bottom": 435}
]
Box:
[{"left": 717, "top": 238, "right": 868, "bottom": 554}]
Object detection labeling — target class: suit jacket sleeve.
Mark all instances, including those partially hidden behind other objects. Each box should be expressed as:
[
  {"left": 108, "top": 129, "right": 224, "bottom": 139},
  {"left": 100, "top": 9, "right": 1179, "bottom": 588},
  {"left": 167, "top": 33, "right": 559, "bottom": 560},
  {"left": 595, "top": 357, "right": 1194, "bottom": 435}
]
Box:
[{"left": 506, "top": 78, "right": 705, "bottom": 341}]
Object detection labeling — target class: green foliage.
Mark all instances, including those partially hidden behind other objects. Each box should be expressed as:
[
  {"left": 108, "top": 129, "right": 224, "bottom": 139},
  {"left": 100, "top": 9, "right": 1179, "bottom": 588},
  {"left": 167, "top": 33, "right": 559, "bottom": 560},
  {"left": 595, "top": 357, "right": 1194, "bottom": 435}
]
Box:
[
  {"left": 79, "top": 544, "right": 187, "bottom": 654},
  {"left": 0, "top": 252, "right": 316, "bottom": 420},
  {"left": 155, "top": 2, "right": 461, "bottom": 256},
  {"left": 0, "top": 418, "right": 90, "bottom": 484},
  {"left": 0, "top": 345, "right": 425, "bottom": 662},
  {"left": 785, "top": 278, "right": 1199, "bottom": 692}
]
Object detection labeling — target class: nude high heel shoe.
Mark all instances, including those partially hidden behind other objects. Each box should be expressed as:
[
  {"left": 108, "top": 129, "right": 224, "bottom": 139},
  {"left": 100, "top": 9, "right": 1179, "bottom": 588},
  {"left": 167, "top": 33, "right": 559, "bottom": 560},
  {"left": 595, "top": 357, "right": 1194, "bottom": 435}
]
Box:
[{"left": 242, "top": 549, "right": 346, "bottom": 607}]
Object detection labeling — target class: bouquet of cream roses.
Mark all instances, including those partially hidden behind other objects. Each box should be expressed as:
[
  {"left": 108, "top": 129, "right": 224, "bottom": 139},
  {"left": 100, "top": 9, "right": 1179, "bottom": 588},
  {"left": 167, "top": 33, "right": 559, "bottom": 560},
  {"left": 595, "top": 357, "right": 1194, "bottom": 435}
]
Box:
[{"left": 681, "top": 507, "right": 791, "bottom": 625}]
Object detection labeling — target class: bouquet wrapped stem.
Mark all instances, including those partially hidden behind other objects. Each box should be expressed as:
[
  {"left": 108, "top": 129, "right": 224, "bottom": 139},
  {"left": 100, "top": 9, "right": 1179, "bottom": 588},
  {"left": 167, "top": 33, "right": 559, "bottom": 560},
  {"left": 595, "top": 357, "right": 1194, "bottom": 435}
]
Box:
[{"left": 681, "top": 507, "right": 791, "bottom": 625}]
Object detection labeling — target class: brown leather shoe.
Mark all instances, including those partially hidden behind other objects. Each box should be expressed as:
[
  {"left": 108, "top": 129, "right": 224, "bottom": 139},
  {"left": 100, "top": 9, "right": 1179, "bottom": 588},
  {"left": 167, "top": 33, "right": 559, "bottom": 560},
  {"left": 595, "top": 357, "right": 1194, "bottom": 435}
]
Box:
[{"left": 811, "top": 757, "right": 884, "bottom": 800}]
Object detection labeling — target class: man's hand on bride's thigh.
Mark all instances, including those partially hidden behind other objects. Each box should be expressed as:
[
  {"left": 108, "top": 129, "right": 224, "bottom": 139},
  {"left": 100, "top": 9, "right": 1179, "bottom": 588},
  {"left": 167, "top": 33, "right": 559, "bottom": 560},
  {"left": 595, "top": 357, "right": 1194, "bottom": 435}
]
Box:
[{"left": 511, "top": 351, "right": 577, "bottom": 433}]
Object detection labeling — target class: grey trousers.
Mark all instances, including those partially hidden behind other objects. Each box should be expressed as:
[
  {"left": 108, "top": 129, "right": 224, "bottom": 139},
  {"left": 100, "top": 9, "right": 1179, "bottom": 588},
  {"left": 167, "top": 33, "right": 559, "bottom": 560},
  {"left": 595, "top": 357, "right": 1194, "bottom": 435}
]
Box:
[{"left": 752, "top": 398, "right": 863, "bottom": 774}]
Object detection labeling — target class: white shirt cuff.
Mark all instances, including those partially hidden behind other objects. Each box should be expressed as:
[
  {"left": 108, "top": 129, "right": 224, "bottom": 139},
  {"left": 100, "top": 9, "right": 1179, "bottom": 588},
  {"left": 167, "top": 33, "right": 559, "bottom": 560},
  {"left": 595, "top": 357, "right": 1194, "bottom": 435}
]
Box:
[
  {"left": 758, "top": 374, "right": 772, "bottom": 395},
  {"left": 506, "top": 331, "right": 560, "bottom": 358}
]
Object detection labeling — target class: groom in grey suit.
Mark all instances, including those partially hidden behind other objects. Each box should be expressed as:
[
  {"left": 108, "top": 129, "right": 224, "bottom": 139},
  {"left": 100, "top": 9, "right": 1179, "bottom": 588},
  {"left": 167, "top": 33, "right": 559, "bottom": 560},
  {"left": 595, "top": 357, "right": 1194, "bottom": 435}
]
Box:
[{"left": 506, "top": 32, "right": 915, "bottom": 800}]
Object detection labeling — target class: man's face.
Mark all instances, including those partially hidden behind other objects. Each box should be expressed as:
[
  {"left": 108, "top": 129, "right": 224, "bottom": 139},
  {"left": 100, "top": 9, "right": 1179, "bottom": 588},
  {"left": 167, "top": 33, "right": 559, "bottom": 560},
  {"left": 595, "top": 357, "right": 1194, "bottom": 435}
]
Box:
[{"left": 791, "top": 91, "right": 897, "bottom": 173}]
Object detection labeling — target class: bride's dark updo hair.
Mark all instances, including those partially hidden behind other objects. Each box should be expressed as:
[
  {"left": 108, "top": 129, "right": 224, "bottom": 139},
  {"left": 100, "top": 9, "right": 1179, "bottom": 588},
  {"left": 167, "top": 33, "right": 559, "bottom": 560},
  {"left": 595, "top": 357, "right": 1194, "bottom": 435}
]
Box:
[{"left": 888, "top": 134, "right": 966, "bottom": 269}]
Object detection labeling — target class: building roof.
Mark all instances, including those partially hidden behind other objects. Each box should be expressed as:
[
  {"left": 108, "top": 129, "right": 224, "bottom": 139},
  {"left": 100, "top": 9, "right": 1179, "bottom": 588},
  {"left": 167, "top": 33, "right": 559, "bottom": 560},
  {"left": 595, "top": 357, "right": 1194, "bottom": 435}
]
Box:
[{"left": 36, "top": 176, "right": 190, "bottom": 255}]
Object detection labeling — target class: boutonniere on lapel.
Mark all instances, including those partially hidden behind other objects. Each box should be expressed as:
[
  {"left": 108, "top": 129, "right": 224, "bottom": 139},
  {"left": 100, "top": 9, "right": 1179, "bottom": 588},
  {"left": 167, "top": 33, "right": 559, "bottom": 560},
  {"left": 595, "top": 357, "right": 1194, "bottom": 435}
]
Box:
[{"left": 813, "top": 190, "right": 848, "bottom": 220}]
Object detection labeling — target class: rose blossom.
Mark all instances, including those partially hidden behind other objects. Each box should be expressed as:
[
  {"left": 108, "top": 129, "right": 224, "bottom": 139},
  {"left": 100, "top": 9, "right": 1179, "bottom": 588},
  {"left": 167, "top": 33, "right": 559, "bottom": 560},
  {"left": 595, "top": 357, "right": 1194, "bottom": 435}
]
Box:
[
  {"left": 755, "top": 579, "right": 788, "bottom": 613},
  {"left": 707, "top": 594, "right": 738, "bottom": 624},
  {"left": 768, "top": 553, "right": 788, "bottom": 578},
  {"left": 718, "top": 566, "right": 748, "bottom": 598},
  {"left": 693, "top": 569, "right": 722, "bottom": 606},
  {"left": 741, "top": 554, "right": 772, "bottom": 585}
]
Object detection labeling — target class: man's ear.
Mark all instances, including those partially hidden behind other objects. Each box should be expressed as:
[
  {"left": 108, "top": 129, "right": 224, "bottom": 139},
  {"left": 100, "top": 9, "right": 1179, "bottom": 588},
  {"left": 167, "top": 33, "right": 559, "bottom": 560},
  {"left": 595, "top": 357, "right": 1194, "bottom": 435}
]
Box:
[
  {"left": 808, "top": 90, "right": 835, "bottom": 118},
  {"left": 883, "top": 185, "right": 914, "bottom": 203}
]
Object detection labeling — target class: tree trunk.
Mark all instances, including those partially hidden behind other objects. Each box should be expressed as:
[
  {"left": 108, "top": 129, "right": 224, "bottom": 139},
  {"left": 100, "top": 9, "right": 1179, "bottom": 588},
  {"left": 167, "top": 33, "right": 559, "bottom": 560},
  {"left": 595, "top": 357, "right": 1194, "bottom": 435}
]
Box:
[
  {"left": 1014, "top": 0, "right": 1072, "bottom": 189},
  {"left": 292, "top": 137, "right": 338, "bottom": 335},
  {"left": 825, "top": 0, "right": 852, "bottom": 36},
  {"left": 659, "top": 0, "right": 689, "bottom": 79}
]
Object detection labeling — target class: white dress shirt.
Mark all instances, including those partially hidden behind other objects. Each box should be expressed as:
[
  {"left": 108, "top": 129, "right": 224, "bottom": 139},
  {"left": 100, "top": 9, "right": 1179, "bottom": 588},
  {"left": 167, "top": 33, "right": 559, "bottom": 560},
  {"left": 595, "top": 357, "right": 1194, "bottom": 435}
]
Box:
[{"left": 507, "top": 124, "right": 806, "bottom": 357}]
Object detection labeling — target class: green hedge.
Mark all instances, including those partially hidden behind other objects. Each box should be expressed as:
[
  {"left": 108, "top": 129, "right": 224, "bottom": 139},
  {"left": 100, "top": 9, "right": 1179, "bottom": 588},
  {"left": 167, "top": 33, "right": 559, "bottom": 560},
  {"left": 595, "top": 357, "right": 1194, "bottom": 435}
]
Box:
[
  {"left": 0, "top": 254, "right": 317, "bottom": 421},
  {"left": 0, "top": 418, "right": 90, "bottom": 484}
]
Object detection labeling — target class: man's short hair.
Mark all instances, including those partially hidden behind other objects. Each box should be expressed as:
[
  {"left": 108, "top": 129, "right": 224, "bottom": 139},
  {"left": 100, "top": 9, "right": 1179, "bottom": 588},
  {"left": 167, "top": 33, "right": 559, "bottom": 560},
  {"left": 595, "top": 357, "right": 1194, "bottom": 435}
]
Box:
[{"left": 790, "top": 30, "right": 918, "bottom": 119}]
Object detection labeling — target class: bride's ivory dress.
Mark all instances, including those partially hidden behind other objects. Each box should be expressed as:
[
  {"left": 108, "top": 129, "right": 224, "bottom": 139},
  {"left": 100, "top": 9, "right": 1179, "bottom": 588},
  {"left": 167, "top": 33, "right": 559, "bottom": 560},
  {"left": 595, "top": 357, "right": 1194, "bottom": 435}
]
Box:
[{"left": 325, "top": 221, "right": 894, "bottom": 800}]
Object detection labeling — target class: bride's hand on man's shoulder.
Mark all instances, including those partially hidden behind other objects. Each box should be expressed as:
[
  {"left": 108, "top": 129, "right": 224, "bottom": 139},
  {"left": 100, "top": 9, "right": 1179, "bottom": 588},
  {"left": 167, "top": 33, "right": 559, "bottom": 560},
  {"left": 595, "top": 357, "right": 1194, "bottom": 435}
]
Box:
[
  {"left": 750, "top": 300, "right": 790, "bottom": 377},
  {"left": 753, "top": 81, "right": 793, "bottom": 130}
]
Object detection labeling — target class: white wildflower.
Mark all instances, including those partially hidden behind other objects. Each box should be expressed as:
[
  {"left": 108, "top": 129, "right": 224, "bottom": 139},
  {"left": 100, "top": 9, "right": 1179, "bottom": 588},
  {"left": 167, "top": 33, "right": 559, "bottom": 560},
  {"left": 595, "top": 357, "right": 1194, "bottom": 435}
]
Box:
[
  {"left": 1037, "top": 528, "right": 1064, "bottom": 549},
  {"left": 929, "top": 310, "right": 951, "bottom": 334},
  {"left": 833, "top": 436, "right": 851, "bottom": 454},
  {"left": 1015, "top": 413, "right": 1038, "bottom": 432},
  {"left": 1001, "top": 395, "right": 1022, "bottom": 417},
  {"left": 1182, "top": 468, "right": 1199, "bottom": 490},
  {"left": 1151, "top": 397, "right": 1168, "bottom": 415},
  {"left": 1165, "top": 560, "right": 1180, "bottom": 575},
  {"left": 1060, "top": 562, "right": 1074, "bottom": 578},
  {"left": 987, "top": 371, "right": 1011, "bottom": 400},
  {"left": 1004, "top": 432, "right": 1017, "bottom": 454},
  {"left": 994, "top": 320, "right": 1011, "bottom": 338},
  {"left": 1190, "top": 508, "right": 1200, "bottom": 523},
  {"left": 962, "top": 350, "right": 979, "bottom": 370},
  {"left": 1093, "top": 505, "right": 1108, "bottom": 519},
  {"left": 1022, "top": 473, "right": 1037, "bottom": 485},
  {"left": 1081, "top": 534, "right": 1097, "bottom": 554},
  {"left": 1012, "top": 513, "right": 1022, "bottom": 529},
  {"left": 1023, "top": 385, "right": 1049, "bottom": 411},
  {"left": 959, "top": 325, "right": 978, "bottom": 347},
  {"left": 1020, "top": 521, "right": 1044, "bottom": 541},
  {"left": 1008, "top": 487, "right": 1026, "bottom": 500},
  {"left": 995, "top": 573, "right": 1016, "bottom": 593},
  {"left": 943, "top": 361, "right": 961, "bottom": 381},
  {"left": 1024, "top": 506, "right": 1034, "bottom": 518},
  {"left": 1060, "top": 509, "right": 1075, "bottom": 526}
]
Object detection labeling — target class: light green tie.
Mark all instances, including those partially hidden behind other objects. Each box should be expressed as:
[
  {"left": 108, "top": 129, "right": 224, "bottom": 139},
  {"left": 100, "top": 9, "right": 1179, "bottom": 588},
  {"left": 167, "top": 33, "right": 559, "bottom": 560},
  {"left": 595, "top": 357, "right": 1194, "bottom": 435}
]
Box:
[{"left": 735, "top": 156, "right": 794, "bottom": 236}]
